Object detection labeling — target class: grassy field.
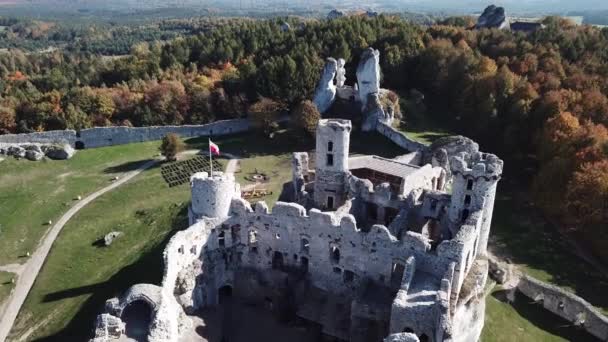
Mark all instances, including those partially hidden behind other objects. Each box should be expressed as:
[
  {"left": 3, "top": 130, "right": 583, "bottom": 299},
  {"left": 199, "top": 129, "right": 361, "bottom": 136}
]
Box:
[
  {"left": 0, "top": 141, "right": 164, "bottom": 267},
  {"left": 0, "top": 271, "right": 15, "bottom": 307},
  {"left": 482, "top": 288, "right": 599, "bottom": 342},
  {"left": 8, "top": 164, "right": 192, "bottom": 341},
  {"left": 3, "top": 126, "right": 607, "bottom": 341}
]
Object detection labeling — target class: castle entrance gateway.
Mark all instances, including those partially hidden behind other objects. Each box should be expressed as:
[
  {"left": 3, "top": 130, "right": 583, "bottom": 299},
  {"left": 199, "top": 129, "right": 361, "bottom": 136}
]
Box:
[{"left": 121, "top": 300, "right": 153, "bottom": 340}]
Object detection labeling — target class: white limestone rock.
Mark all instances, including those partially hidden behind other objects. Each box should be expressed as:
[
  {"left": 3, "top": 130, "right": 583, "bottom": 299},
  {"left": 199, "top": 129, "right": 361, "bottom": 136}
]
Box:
[
  {"left": 104, "top": 231, "right": 123, "bottom": 246},
  {"left": 356, "top": 48, "right": 381, "bottom": 111},
  {"left": 313, "top": 58, "right": 338, "bottom": 114},
  {"left": 336, "top": 58, "right": 346, "bottom": 87}
]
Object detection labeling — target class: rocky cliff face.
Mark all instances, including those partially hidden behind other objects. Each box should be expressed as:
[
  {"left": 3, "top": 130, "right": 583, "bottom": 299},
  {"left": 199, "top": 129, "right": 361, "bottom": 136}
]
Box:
[
  {"left": 313, "top": 58, "right": 338, "bottom": 113},
  {"left": 356, "top": 48, "right": 381, "bottom": 112}
]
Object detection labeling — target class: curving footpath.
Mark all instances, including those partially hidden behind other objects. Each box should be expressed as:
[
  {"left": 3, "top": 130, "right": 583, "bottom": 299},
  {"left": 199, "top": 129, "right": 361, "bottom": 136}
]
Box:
[
  {"left": 0, "top": 158, "right": 159, "bottom": 342},
  {"left": 0, "top": 150, "right": 241, "bottom": 342}
]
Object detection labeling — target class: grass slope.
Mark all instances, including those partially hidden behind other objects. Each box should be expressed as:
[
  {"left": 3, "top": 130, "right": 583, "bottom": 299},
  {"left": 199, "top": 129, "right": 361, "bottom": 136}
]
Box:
[
  {"left": 482, "top": 288, "right": 599, "bottom": 342},
  {"left": 0, "top": 271, "right": 15, "bottom": 307},
  {"left": 0, "top": 141, "right": 163, "bottom": 267},
  {"left": 490, "top": 178, "right": 608, "bottom": 314},
  {"left": 9, "top": 165, "right": 191, "bottom": 341}
]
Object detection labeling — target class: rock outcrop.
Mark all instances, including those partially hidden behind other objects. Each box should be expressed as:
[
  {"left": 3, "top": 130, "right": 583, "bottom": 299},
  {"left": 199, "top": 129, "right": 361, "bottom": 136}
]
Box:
[
  {"left": 104, "top": 231, "right": 123, "bottom": 246},
  {"left": 476, "top": 5, "right": 509, "bottom": 29},
  {"left": 313, "top": 58, "right": 338, "bottom": 113},
  {"left": 45, "top": 143, "right": 75, "bottom": 160},
  {"left": 356, "top": 48, "right": 381, "bottom": 111}
]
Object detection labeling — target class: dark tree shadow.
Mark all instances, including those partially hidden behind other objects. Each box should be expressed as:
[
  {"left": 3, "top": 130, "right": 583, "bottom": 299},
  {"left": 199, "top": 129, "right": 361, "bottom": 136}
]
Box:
[
  {"left": 492, "top": 290, "right": 601, "bottom": 342},
  {"left": 103, "top": 159, "right": 159, "bottom": 174},
  {"left": 31, "top": 206, "right": 189, "bottom": 342}
]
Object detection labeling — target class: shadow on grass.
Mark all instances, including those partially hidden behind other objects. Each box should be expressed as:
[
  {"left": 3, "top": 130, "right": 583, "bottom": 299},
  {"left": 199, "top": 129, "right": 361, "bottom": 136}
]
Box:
[
  {"left": 490, "top": 176, "right": 608, "bottom": 313},
  {"left": 31, "top": 206, "right": 189, "bottom": 342},
  {"left": 103, "top": 159, "right": 159, "bottom": 174},
  {"left": 492, "top": 290, "right": 600, "bottom": 342},
  {"left": 185, "top": 129, "right": 407, "bottom": 160}
]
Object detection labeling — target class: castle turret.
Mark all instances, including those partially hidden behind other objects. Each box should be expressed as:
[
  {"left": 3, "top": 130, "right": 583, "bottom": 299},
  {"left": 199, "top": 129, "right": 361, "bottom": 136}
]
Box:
[
  {"left": 448, "top": 152, "right": 503, "bottom": 255},
  {"left": 313, "top": 119, "right": 351, "bottom": 210},
  {"left": 189, "top": 171, "right": 239, "bottom": 223}
]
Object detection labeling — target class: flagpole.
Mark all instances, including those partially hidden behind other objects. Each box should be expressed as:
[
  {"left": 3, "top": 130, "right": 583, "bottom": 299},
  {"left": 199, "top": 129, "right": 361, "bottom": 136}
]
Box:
[{"left": 209, "top": 138, "right": 213, "bottom": 177}]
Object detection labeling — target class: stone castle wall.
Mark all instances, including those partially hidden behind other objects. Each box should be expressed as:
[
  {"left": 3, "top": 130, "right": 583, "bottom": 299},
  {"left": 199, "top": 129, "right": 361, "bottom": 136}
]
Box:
[
  {"left": 517, "top": 275, "right": 608, "bottom": 341},
  {"left": 0, "top": 119, "right": 250, "bottom": 149},
  {"left": 376, "top": 122, "right": 428, "bottom": 153},
  {"left": 0, "top": 130, "right": 77, "bottom": 147}
]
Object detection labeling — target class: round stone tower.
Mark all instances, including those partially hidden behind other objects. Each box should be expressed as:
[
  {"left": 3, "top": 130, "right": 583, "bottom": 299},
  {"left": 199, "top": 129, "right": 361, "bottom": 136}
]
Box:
[
  {"left": 190, "top": 171, "right": 237, "bottom": 220},
  {"left": 448, "top": 152, "right": 503, "bottom": 255},
  {"left": 313, "top": 119, "right": 352, "bottom": 210}
]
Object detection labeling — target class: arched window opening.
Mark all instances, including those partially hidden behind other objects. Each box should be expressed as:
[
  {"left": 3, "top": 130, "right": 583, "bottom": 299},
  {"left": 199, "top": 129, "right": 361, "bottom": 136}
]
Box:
[
  {"left": 272, "top": 251, "right": 284, "bottom": 269},
  {"left": 330, "top": 246, "right": 340, "bottom": 264},
  {"left": 300, "top": 256, "right": 309, "bottom": 273},
  {"left": 343, "top": 270, "right": 355, "bottom": 283},
  {"left": 122, "top": 300, "right": 153, "bottom": 339},
  {"left": 301, "top": 238, "right": 310, "bottom": 254},
  {"left": 467, "top": 179, "right": 474, "bottom": 190},
  {"left": 391, "top": 262, "right": 406, "bottom": 289},
  {"left": 218, "top": 231, "right": 225, "bottom": 247},
  {"left": 419, "top": 333, "right": 429, "bottom": 342},
  {"left": 461, "top": 209, "right": 470, "bottom": 222},
  {"left": 326, "top": 154, "right": 334, "bottom": 166},
  {"left": 218, "top": 285, "right": 232, "bottom": 305},
  {"left": 248, "top": 230, "right": 257, "bottom": 244}
]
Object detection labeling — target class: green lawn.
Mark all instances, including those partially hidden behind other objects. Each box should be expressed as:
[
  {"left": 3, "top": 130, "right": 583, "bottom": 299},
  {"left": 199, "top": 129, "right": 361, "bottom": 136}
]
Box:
[
  {"left": 0, "top": 271, "right": 15, "bottom": 306},
  {"left": 482, "top": 288, "right": 599, "bottom": 342},
  {"left": 0, "top": 141, "right": 164, "bottom": 267},
  {"left": 395, "top": 97, "right": 451, "bottom": 145},
  {"left": 8, "top": 165, "right": 191, "bottom": 341}
]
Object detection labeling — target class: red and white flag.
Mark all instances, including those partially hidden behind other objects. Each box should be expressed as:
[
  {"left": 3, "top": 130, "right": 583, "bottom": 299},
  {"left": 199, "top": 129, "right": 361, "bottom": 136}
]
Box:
[{"left": 209, "top": 139, "right": 220, "bottom": 156}]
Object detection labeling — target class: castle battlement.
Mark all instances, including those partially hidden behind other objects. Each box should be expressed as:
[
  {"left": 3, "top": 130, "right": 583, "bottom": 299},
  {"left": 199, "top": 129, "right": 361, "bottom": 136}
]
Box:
[
  {"left": 450, "top": 152, "right": 503, "bottom": 180},
  {"left": 93, "top": 117, "right": 502, "bottom": 342}
]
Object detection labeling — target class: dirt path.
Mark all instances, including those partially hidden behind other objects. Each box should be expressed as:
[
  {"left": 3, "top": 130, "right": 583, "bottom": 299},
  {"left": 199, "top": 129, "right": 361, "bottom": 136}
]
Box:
[
  {"left": 0, "top": 149, "right": 237, "bottom": 341},
  {"left": 0, "top": 158, "right": 160, "bottom": 342},
  {"left": 223, "top": 152, "right": 239, "bottom": 174}
]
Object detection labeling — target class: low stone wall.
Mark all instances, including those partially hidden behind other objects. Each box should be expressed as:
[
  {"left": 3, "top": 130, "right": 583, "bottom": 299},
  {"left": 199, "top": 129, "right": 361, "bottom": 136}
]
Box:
[
  {"left": 517, "top": 275, "right": 608, "bottom": 340},
  {"left": 376, "top": 122, "right": 427, "bottom": 153},
  {"left": 0, "top": 119, "right": 250, "bottom": 149},
  {"left": 79, "top": 119, "right": 250, "bottom": 148},
  {"left": 0, "top": 130, "right": 76, "bottom": 147}
]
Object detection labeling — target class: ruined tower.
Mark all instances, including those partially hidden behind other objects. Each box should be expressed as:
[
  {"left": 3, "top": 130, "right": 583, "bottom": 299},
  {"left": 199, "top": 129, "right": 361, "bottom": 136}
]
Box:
[
  {"left": 448, "top": 152, "right": 503, "bottom": 255},
  {"left": 313, "top": 119, "right": 351, "bottom": 210},
  {"left": 189, "top": 171, "right": 239, "bottom": 223}
]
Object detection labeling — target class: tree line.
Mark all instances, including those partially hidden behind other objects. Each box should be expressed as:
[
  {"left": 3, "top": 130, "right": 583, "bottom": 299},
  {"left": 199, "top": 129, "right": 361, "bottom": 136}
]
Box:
[{"left": 0, "top": 15, "right": 607, "bottom": 260}]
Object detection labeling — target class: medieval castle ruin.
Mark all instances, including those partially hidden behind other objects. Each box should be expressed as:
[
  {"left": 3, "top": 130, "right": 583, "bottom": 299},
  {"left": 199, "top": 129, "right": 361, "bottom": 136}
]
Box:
[{"left": 86, "top": 48, "right": 505, "bottom": 342}]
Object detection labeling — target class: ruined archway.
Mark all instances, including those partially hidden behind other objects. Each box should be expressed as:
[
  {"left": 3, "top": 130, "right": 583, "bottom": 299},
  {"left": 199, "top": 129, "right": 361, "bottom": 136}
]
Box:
[
  {"left": 218, "top": 284, "right": 233, "bottom": 305},
  {"left": 121, "top": 300, "right": 154, "bottom": 341}
]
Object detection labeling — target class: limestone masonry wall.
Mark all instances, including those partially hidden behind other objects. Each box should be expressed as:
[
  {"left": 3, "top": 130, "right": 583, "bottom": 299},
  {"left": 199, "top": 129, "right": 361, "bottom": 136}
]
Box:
[
  {"left": 517, "top": 275, "right": 608, "bottom": 341},
  {"left": 0, "top": 130, "right": 76, "bottom": 147},
  {"left": 0, "top": 119, "right": 249, "bottom": 149},
  {"left": 376, "top": 122, "right": 427, "bottom": 153}
]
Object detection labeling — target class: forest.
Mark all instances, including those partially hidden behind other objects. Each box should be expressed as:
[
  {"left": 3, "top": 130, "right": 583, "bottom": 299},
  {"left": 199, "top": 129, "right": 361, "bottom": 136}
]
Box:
[{"left": 0, "top": 15, "right": 607, "bottom": 261}]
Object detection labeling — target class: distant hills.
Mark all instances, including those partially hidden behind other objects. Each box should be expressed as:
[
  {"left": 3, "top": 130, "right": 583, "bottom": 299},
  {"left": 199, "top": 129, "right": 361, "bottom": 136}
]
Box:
[{"left": 1, "top": 0, "right": 607, "bottom": 23}]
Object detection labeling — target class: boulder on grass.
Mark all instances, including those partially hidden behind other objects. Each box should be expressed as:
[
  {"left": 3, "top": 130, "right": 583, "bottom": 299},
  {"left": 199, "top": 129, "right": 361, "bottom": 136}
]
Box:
[
  {"left": 45, "top": 144, "right": 75, "bottom": 160},
  {"left": 8, "top": 145, "right": 26, "bottom": 158},
  {"left": 25, "top": 150, "right": 44, "bottom": 161},
  {"left": 104, "top": 231, "right": 123, "bottom": 246}
]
